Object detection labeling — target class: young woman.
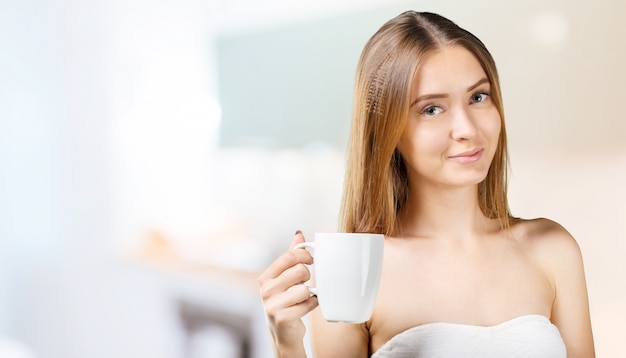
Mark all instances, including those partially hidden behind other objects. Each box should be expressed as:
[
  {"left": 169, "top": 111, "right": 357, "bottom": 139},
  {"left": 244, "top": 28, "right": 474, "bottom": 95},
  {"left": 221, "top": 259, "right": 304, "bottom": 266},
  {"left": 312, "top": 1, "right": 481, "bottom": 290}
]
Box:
[{"left": 258, "top": 11, "right": 595, "bottom": 357}]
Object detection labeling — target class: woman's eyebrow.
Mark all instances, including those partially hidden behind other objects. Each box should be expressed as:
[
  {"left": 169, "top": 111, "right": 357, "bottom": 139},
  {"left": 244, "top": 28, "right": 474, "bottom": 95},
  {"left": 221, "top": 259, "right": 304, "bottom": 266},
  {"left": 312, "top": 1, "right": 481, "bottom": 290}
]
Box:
[
  {"left": 410, "top": 93, "right": 447, "bottom": 107},
  {"left": 467, "top": 77, "right": 490, "bottom": 92},
  {"left": 410, "top": 77, "right": 490, "bottom": 108}
]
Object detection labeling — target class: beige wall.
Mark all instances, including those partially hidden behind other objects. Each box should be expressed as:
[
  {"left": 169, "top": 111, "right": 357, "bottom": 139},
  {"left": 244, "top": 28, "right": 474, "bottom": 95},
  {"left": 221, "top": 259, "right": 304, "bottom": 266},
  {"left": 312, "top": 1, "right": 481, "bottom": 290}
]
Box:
[{"left": 509, "top": 151, "right": 626, "bottom": 356}]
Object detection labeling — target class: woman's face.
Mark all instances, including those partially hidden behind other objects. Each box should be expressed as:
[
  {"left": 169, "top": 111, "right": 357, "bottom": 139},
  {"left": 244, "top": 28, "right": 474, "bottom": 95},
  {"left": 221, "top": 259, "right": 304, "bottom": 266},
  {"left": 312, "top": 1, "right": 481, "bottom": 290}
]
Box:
[{"left": 397, "top": 45, "right": 501, "bottom": 189}]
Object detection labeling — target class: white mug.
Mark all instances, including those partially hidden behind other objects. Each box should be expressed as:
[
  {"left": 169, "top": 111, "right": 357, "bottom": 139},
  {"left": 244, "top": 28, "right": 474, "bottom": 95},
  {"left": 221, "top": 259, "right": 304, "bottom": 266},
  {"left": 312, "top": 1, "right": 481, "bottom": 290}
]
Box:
[{"left": 294, "top": 232, "right": 384, "bottom": 323}]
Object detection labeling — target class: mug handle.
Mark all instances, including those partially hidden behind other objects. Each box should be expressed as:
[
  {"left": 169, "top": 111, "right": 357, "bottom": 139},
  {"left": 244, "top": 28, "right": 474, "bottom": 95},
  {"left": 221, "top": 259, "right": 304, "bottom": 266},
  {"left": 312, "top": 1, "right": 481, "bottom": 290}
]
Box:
[{"left": 293, "top": 242, "right": 318, "bottom": 296}]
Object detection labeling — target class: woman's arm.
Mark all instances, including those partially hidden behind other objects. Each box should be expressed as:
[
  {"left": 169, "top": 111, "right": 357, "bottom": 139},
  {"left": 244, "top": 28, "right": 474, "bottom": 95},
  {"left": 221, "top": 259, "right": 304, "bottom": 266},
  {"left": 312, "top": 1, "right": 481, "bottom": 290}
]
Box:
[{"left": 537, "top": 220, "right": 595, "bottom": 357}]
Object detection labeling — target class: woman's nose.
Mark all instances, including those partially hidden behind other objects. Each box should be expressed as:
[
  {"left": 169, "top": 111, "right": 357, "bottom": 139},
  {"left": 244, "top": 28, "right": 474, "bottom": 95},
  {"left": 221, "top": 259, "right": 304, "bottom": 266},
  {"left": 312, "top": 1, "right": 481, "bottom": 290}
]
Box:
[{"left": 450, "top": 107, "right": 477, "bottom": 140}]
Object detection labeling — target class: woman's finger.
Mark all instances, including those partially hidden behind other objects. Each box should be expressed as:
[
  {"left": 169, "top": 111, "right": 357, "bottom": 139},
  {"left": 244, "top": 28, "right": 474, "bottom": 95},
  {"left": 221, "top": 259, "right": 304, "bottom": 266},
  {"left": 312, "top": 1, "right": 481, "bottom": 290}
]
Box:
[
  {"left": 268, "top": 281, "right": 314, "bottom": 312},
  {"left": 266, "top": 289, "right": 319, "bottom": 325},
  {"left": 289, "top": 230, "right": 305, "bottom": 249},
  {"left": 260, "top": 262, "right": 311, "bottom": 301},
  {"left": 259, "top": 232, "right": 312, "bottom": 285}
]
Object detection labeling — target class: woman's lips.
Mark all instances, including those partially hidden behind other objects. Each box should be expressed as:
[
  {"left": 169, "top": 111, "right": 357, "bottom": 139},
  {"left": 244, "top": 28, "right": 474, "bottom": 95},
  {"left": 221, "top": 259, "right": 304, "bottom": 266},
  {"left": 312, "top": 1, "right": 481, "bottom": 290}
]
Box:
[{"left": 449, "top": 148, "right": 484, "bottom": 163}]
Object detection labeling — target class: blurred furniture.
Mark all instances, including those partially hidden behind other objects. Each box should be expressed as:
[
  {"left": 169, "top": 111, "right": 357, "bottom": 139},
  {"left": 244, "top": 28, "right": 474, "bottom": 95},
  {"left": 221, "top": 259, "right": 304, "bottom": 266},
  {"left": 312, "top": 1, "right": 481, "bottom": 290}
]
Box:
[{"left": 129, "top": 232, "right": 272, "bottom": 358}]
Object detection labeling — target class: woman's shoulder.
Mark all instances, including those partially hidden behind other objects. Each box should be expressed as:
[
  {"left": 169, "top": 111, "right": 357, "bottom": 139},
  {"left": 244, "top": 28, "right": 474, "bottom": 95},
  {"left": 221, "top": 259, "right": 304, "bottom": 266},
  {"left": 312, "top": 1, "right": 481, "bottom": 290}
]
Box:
[
  {"left": 511, "top": 217, "right": 583, "bottom": 268},
  {"left": 511, "top": 217, "right": 574, "bottom": 241}
]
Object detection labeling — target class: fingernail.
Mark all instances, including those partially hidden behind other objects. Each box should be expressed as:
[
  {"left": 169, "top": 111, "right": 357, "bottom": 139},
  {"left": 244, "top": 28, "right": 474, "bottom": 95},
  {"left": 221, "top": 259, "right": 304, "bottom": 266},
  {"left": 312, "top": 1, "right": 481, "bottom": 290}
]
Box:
[{"left": 295, "top": 230, "right": 302, "bottom": 235}]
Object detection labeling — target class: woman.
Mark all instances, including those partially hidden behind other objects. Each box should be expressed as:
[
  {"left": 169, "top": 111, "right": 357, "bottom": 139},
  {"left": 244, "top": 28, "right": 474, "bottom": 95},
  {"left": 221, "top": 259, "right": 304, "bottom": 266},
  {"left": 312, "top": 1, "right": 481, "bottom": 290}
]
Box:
[{"left": 258, "top": 11, "right": 595, "bottom": 357}]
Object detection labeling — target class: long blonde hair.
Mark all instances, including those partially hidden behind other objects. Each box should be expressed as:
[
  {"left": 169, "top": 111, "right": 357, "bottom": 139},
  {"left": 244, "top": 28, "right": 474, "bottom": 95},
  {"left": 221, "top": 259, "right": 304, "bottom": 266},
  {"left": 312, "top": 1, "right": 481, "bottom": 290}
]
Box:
[{"left": 339, "top": 11, "right": 511, "bottom": 236}]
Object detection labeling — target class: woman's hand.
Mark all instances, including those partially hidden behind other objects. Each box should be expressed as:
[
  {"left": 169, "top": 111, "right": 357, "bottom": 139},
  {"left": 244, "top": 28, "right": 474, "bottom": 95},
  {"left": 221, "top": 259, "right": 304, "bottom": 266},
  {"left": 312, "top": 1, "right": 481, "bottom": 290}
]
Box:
[{"left": 259, "top": 231, "right": 319, "bottom": 357}]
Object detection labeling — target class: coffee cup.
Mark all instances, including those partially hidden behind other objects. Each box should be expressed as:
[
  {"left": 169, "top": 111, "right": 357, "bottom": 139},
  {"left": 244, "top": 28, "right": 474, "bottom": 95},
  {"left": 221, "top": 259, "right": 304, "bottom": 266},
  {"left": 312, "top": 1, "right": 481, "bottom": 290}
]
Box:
[{"left": 294, "top": 232, "right": 384, "bottom": 323}]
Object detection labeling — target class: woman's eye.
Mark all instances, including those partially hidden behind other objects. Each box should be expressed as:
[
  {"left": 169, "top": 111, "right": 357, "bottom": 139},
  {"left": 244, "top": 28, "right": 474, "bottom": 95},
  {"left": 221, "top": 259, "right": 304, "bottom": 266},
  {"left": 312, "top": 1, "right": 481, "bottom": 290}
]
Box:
[
  {"left": 421, "top": 105, "right": 443, "bottom": 116},
  {"left": 471, "top": 92, "right": 489, "bottom": 103}
]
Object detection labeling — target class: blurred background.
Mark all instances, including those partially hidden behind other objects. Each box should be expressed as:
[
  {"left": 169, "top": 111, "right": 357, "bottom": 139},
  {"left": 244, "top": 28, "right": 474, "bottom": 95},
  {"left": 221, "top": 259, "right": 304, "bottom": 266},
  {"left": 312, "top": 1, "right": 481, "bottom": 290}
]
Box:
[{"left": 0, "top": 0, "right": 624, "bottom": 357}]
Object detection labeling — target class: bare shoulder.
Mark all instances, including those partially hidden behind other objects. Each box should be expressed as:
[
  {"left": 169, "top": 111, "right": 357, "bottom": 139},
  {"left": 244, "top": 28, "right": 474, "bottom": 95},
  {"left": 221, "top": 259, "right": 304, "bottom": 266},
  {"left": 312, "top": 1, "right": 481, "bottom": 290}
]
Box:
[
  {"left": 511, "top": 217, "right": 586, "bottom": 283},
  {"left": 511, "top": 217, "right": 582, "bottom": 262},
  {"left": 512, "top": 218, "right": 595, "bottom": 356},
  {"left": 512, "top": 217, "right": 573, "bottom": 240}
]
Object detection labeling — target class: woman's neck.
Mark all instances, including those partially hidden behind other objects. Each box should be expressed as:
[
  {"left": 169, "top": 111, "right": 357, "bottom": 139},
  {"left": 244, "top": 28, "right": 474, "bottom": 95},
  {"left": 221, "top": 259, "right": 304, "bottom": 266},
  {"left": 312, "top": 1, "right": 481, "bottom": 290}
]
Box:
[{"left": 397, "top": 183, "right": 497, "bottom": 241}]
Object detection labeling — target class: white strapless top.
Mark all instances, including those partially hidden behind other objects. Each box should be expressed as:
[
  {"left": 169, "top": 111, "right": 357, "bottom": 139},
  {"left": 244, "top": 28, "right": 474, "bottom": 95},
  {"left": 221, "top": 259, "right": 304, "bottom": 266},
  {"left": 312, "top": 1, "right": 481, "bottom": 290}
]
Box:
[{"left": 371, "top": 314, "right": 566, "bottom": 358}]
